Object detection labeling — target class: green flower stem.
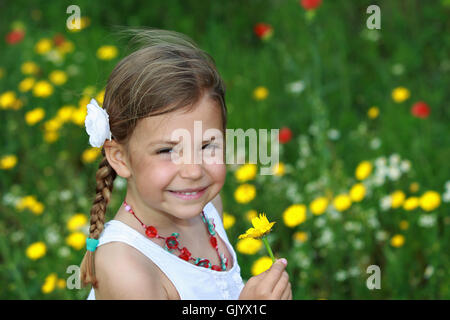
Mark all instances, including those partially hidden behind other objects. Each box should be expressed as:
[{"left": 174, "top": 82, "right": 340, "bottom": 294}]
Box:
[{"left": 262, "top": 236, "right": 275, "bottom": 263}]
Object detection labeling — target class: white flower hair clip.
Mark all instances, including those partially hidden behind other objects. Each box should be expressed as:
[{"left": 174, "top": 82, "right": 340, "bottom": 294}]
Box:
[{"left": 84, "top": 98, "right": 112, "bottom": 148}]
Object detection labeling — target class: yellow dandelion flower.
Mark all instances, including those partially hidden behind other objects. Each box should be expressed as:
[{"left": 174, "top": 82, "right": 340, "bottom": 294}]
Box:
[
  {"left": 391, "top": 190, "right": 406, "bottom": 209},
  {"left": 272, "top": 162, "right": 285, "bottom": 176},
  {"left": 32, "top": 80, "right": 53, "bottom": 98},
  {"left": 251, "top": 256, "right": 273, "bottom": 276},
  {"left": 57, "top": 40, "right": 75, "bottom": 54},
  {"left": 419, "top": 191, "right": 441, "bottom": 212},
  {"left": 310, "top": 197, "right": 329, "bottom": 215},
  {"left": 66, "top": 232, "right": 87, "bottom": 250},
  {"left": 293, "top": 231, "right": 308, "bottom": 243},
  {"left": 235, "top": 163, "right": 257, "bottom": 183},
  {"left": 25, "top": 108, "right": 45, "bottom": 125},
  {"left": 43, "top": 118, "right": 63, "bottom": 132},
  {"left": 223, "top": 212, "right": 236, "bottom": 230},
  {"left": 35, "top": 38, "right": 52, "bottom": 55},
  {"left": 245, "top": 209, "right": 258, "bottom": 222},
  {"left": 282, "top": 204, "right": 307, "bottom": 227},
  {"left": 41, "top": 273, "right": 58, "bottom": 294},
  {"left": 16, "top": 195, "right": 38, "bottom": 211},
  {"left": 409, "top": 182, "right": 420, "bottom": 193},
  {"left": 355, "top": 161, "right": 373, "bottom": 180},
  {"left": 57, "top": 105, "right": 76, "bottom": 123},
  {"left": 81, "top": 147, "right": 101, "bottom": 163},
  {"left": 26, "top": 241, "right": 47, "bottom": 260},
  {"left": 399, "top": 220, "right": 409, "bottom": 230},
  {"left": 18, "top": 77, "right": 36, "bottom": 92},
  {"left": 403, "top": 197, "right": 419, "bottom": 211},
  {"left": 333, "top": 194, "right": 352, "bottom": 212},
  {"left": 253, "top": 86, "right": 269, "bottom": 101},
  {"left": 44, "top": 131, "right": 59, "bottom": 143},
  {"left": 239, "top": 213, "right": 276, "bottom": 239},
  {"left": 0, "top": 91, "right": 17, "bottom": 109},
  {"left": 236, "top": 238, "right": 263, "bottom": 255},
  {"left": 0, "top": 155, "right": 18, "bottom": 170},
  {"left": 97, "top": 45, "right": 118, "bottom": 60},
  {"left": 367, "top": 106, "right": 379, "bottom": 119},
  {"left": 49, "top": 70, "right": 67, "bottom": 86},
  {"left": 30, "top": 201, "right": 44, "bottom": 215},
  {"left": 57, "top": 279, "right": 66, "bottom": 289},
  {"left": 68, "top": 16, "right": 90, "bottom": 32},
  {"left": 67, "top": 213, "right": 88, "bottom": 232},
  {"left": 96, "top": 90, "right": 105, "bottom": 105},
  {"left": 21, "top": 61, "right": 39, "bottom": 75},
  {"left": 350, "top": 183, "right": 366, "bottom": 202},
  {"left": 390, "top": 234, "right": 405, "bottom": 248},
  {"left": 234, "top": 184, "right": 256, "bottom": 204},
  {"left": 392, "top": 87, "right": 410, "bottom": 103}
]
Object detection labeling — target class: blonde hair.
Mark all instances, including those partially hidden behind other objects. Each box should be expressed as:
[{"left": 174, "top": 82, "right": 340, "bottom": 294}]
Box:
[{"left": 79, "top": 27, "right": 227, "bottom": 289}]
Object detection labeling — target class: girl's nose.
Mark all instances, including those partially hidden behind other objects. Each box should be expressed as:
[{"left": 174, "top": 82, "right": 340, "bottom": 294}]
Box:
[{"left": 179, "top": 163, "right": 203, "bottom": 180}]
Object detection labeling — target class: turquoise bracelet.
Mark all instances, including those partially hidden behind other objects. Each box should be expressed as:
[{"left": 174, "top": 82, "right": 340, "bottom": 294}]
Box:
[{"left": 86, "top": 238, "right": 99, "bottom": 252}]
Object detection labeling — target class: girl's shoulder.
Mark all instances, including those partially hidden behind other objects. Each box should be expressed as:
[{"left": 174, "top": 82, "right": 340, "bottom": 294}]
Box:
[{"left": 94, "top": 240, "right": 171, "bottom": 299}]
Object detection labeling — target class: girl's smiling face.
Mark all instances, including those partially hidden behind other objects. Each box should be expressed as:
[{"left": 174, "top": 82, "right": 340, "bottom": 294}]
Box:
[{"left": 110, "top": 93, "right": 226, "bottom": 222}]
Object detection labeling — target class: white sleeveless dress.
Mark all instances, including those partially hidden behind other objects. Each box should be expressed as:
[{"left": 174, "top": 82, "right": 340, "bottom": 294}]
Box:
[{"left": 86, "top": 201, "right": 244, "bottom": 299}]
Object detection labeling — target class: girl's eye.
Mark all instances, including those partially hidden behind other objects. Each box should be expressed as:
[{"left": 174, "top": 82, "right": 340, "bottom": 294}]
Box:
[{"left": 157, "top": 148, "right": 173, "bottom": 154}]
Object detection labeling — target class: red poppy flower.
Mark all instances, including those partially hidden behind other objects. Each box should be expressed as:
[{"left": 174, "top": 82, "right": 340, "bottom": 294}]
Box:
[
  {"left": 6, "top": 29, "right": 25, "bottom": 44},
  {"left": 253, "top": 23, "right": 273, "bottom": 40},
  {"left": 300, "top": 0, "right": 322, "bottom": 10},
  {"left": 411, "top": 101, "right": 430, "bottom": 118},
  {"left": 279, "top": 127, "right": 293, "bottom": 144}
]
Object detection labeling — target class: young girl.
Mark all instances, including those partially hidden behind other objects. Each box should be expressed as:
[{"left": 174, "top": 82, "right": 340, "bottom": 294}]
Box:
[{"left": 80, "top": 28, "right": 292, "bottom": 300}]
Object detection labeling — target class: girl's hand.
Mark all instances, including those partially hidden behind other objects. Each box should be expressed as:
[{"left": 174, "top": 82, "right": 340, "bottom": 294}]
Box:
[{"left": 238, "top": 258, "right": 292, "bottom": 300}]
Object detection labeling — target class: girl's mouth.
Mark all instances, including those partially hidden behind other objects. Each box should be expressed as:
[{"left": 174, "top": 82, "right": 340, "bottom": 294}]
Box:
[{"left": 168, "top": 186, "right": 208, "bottom": 200}]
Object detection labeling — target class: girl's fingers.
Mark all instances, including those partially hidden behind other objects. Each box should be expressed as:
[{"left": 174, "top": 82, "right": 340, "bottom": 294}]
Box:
[
  {"left": 281, "top": 282, "right": 292, "bottom": 300},
  {"left": 272, "top": 271, "right": 289, "bottom": 299}
]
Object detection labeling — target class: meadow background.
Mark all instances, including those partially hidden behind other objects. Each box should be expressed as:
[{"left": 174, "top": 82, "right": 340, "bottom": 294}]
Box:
[{"left": 0, "top": 0, "right": 449, "bottom": 299}]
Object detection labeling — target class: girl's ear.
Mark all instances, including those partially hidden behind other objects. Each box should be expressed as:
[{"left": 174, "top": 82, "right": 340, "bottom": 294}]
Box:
[{"left": 103, "top": 139, "right": 132, "bottom": 179}]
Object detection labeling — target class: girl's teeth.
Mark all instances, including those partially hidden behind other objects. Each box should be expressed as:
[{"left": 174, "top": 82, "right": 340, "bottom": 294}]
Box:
[{"left": 178, "top": 191, "right": 198, "bottom": 195}]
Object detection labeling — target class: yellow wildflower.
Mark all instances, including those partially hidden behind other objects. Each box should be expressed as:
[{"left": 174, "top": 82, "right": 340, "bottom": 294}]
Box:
[
  {"left": 223, "top": 212, "right": 236, "bottom": 230},
  {"left": 18, "top": 77, "right": 36, "bottom": 92},
  {"left": 251, "top": 256, "right": 273, "bottom": 276},
  {"left": 403, "top": 197, "right": 419, "bottom": 211},
  {"left": 282, "top": 204, "right": 307, "bottom": 227},
  {"left": 97, "top": 45, "right": 118, "bottom": 60},
  {"left": 235, "top": 163, "right": 257, "bottom": 183},
  {"left": 67, "top": 213, "right": 88, "bottom": 232},
  {"left": 57, "top": 105, "right": 76, "bottom": 122},
  {"left": 399, "top": 220, "right": 409, "bottom": 230},
  {"left": 25, "top": 108, "right": 45, "bottom": 125},
  {"left": 0, "top": 155, "right": 18, "bottom": 170},
  {"left": 236, "top": 238, "right": 263, "bottom": 255},
  {"left": 66, "top": 232, "right": 87, "bottom": 250},
  {"left": 293, "top": 231, "right": 308, "bottom": 243},
  {"left": 234, "top": 184, "right": 256, "bottom": 204},
  {"left": 239, "top": 213, "right": 276, "bottom": 239},
  {"left": 391, "top": 190, "right": 406, "bottom": 209},
  {"left": 310, "top": 197, "right": 329, "bottom": 215},
  {"left": 49, "top": 70, "right": 67, "bottom": 85},
  {"left": 44, "top": 131, "right": 59, "bottom": 143},
  {"left": 350, "top": 183, "right": 366, "bottom": 202},
  {"left": 16, "top": 195, "right": 38, "bottom": 211},
  {"left": 367, "top": 106, "right": 379, "bottom": 119},
  {"left": 21, "top": 61, "right": 39, "bottom": 75},
  {"left": 71, "top": 107, "right": 87, "bottom": 126},
  {"left": 43, "top": 118, "right": 63, "bottom": 132},
  {"left": 392, "top": 87, "right": 410, "bottom": 103},
  {"left": 419, "top": 191, "right": 441, "bottom": 212},
  {"left": 32, "top": 80, "right": 53, "bottom": 98},
  {"left": 41, "top": 273, "right": 58, "bottom": 294},
  {"left": 96, "top": 90, "right": 105, "bottom": 105},
  {"left": 30, "top": 201, "right": 44, "bottom": 215},
  {"left": 409, "top": 182, "right": 420, "bottom": 193},
  {"left": 57, "top": 40, "right": 75, "bottom": 54},
  {"left": 253, "top": 86, "right": 269, "bottom": 101},
  {"left": 57, "top": 279, "right": 66, "bottom": 289},
  {"left": 81, "top": 147, "right": 101, "bottom": 163},
  {"left": 35, "top": 38, "right": 52, "bottom": 54},
  {"left": 0, "top": 91, "right": 16, "bottom": 109},
  {"left": 241, "top": 213, "right": 255, "bottom": 226},
  {"left": 390, "top": 234, "right": 405, "bottom": 248},
  {"left": 333, "top": 194, "right": 352, "bottom": 212},
  {"left": 355, "top": 161, "right": 373, "bottom": 180},
  {"left": 272, "top": 162, "right": 285, "bottom": 176},
  {"left": 26, "top": 241, "right": 47, "bottom": 260}
]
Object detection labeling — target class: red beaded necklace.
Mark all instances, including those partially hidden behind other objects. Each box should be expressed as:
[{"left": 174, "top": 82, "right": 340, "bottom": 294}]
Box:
[{"left": 123, "top": 200, "right": 228, "bottom": 271}]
